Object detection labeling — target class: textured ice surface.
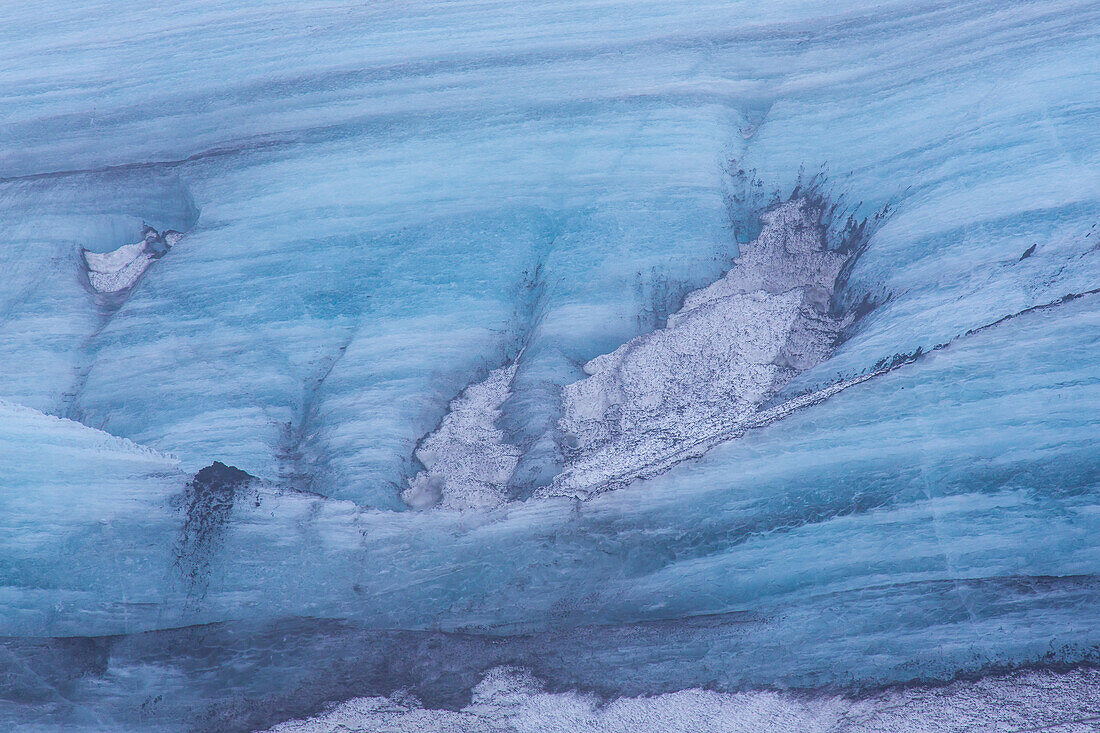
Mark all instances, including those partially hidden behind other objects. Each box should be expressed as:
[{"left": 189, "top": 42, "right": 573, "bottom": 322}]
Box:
[
  {"left": 3, "top": 1, "right": 1098, "bottom": 504},
  {"left": 3, "top": 0, "right": 1100, "bottom": 730}
]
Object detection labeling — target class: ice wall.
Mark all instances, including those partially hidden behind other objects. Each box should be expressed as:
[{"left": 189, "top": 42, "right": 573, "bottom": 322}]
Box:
[
  {"left": 2, "top": 0, "right": 1099, "bottom": 730},
  {"left": 3, "top": 0, "right": 1097, "bottom": 505}
]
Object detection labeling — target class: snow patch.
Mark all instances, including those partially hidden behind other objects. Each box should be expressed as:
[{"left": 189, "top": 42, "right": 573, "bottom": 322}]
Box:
[
  {"left": 544, "top": 198, "right": 858, "bottom": 498},
  {"left": 82, "top": 225, "right": 182, "bottom": 294},
  {"left": 404, "top": 198, "right": 872, "bottom": 505},
  {"left": 263, "top": 666, "right": 1100, "bottom": 733},
  {"left": 403, "top": 363, "right": 521, "bottom": 510}
]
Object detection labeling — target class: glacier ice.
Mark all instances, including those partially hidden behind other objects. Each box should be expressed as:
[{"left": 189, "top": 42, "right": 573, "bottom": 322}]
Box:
[{"left": 2, "top": 0, "right": 1100, "bottom": 730}]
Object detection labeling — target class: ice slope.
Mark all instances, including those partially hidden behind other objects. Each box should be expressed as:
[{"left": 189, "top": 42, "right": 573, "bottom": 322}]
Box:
[
  {"left": 0, "top": 400, "right": 183, "bottom": 635},
  {"left": 1, "top": 0, "right": 1099, "bottom": 730},
  {"left": 4, "top": 268, "right": 1099, "bottom": 731}
]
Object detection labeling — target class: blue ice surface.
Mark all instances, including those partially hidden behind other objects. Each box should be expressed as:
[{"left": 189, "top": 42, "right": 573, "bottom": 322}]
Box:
[{"left": 1, "top": 0, "right": 1099, "bottom": 729}]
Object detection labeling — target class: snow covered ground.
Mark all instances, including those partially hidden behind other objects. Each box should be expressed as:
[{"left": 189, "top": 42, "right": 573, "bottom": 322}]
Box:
[
  {"left": 264, "top": 666, "right": 1100, "bottom": 733},
  {"left": 2, "top": 0, "right": 1099, "bottom": 730}
]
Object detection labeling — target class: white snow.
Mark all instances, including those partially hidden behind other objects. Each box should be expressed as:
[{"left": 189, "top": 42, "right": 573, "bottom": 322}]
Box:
[
  {"left": 81, "top": 229, "right": 182, "bottom": 294},
  {"left": 264, "top": 665, "right": 1100, "bottom": 733},
  {"left": 547, "top": 198, "right": 855, "bottom": 497},
  {"left": 403, "top": 363, "right": 521, "bottom": 510}
]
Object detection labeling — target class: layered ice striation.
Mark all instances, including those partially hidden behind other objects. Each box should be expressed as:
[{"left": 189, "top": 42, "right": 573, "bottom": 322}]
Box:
[
  {"left": 3, "top": 0, "right": 1100, "bottom": 730},
  {"left": 3, "top": 0, "right": 1097, "bottom": 506},
  {"left": 3, "top": 293, "right": 1100, "bottom": 727}
]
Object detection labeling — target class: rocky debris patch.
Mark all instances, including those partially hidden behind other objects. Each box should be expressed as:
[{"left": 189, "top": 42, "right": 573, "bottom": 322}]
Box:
[{"left": 175, "top": 461, "right": 257, "bottom": 595}]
